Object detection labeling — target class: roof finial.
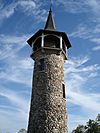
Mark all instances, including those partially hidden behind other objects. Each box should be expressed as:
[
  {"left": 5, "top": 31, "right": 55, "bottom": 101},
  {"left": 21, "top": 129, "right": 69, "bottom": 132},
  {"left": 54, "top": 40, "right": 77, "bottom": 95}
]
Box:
[
  {"left": 50, "top": 0, "right": 52, "bottom": 12},
  {"left": 44, "top": 0, "right": 56, "bottom": 31}
]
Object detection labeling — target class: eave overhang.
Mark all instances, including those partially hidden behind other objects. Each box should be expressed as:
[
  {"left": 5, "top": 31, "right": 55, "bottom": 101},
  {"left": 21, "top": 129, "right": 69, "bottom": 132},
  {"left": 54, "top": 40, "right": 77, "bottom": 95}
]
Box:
[{"left": 27, "top": 29, "right": 71, "bottom": 49}]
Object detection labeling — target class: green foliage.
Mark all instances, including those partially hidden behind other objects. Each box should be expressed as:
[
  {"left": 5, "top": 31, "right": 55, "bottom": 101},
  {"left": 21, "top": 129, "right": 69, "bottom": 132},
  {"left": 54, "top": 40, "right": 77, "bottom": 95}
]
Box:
[
  {"left": 18, "top": 129, "right": 27, "bottom": 133},
  {"left": 72, "top": 114, "right": 100, "bottom": 133},
  {"left": 72, "top": 125, "right": 85, "bottom": 133}
]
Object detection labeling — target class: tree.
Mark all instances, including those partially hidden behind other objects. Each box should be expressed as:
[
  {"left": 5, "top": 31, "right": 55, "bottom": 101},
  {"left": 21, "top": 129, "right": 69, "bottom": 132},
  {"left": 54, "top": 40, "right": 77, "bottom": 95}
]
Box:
[
  {"left": 72, "top": 114, "right": 100, "bottom": 133},
  {"left": 96, "top": 114, "right": 100, "bottom": 124},
  {"left": 85, "top": 119, "right": 99, "bottom": 133},
  {"left": 72, "top": 125, "right": 85, "bottom": 133},
  {"left": 18, "top": 129, "right": 27, "bottom": 133}
]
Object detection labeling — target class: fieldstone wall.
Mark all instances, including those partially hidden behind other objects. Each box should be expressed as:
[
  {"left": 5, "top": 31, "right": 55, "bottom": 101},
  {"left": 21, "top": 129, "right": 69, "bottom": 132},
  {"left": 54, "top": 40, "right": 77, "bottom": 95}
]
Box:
[{"left": 27, "top": 49, "right": 67, "bottom": 133}]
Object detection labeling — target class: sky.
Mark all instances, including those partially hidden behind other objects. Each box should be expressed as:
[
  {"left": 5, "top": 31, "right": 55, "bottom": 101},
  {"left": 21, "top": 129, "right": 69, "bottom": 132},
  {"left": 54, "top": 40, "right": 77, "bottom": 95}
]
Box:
[{"left": 0, "top": 0, "right": 100, "bottom": 133}]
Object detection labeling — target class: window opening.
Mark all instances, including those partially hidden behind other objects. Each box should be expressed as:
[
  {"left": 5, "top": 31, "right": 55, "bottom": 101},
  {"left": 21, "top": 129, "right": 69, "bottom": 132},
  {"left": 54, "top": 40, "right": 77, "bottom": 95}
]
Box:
[
  {"left": 39, "top": 58, "right": 45, "bottom": 71},
  {"left": 62, "top": 84, "right": 66, "bottom": 98},
  {"left": 33, "top": 38, "right": 41, "bottom": 52},
  {"left": 62, "top": 42, "right": 66, "bottom": 53},
  {"left": 44, "top": 35, "right": 60, "bottom": 48}
]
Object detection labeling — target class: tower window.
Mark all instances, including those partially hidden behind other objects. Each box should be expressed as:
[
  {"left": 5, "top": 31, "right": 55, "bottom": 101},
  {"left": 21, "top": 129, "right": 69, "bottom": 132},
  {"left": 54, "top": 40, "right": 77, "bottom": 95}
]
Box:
[
  {"left": 33, "top": 38, "right": 41, "bottom": 52},
  {"left": 62, "top": 42, "right": 66, "bottom": 53},
  {"left": 39, "top": 58, "right": 45, "bottom": 71},
  {"left": 62, "top": 84, "right": 66, "bottom": 98},
  {"left": 44, "top": 35, "right": 60, "bottom": 48}
]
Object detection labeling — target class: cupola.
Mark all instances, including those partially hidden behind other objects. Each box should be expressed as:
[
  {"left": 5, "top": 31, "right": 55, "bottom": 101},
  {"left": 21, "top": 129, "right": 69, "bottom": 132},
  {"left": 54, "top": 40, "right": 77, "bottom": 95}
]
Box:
[{"left": 27, "top": 7, "right": 71, "bottom": 60}]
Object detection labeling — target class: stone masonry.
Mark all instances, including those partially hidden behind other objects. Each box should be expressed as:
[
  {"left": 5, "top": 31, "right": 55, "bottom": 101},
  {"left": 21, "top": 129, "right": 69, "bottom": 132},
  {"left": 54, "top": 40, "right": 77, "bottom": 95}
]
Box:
[{"left": 27, "top": 49, "right": 67, "bottom": 133}]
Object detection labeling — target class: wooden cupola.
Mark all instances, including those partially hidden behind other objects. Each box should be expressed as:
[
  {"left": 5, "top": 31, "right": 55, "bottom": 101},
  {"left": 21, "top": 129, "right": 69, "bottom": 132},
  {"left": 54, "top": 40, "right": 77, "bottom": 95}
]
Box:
[{"left": 27, "top": 7, "right": 71, "bottom": 60}]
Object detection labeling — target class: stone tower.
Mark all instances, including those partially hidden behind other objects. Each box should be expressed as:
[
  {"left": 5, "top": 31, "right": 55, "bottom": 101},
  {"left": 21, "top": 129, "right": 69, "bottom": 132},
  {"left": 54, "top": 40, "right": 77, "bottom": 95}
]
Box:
[{"left": 27, "top": 7, "right": 71, "bottom": 133}]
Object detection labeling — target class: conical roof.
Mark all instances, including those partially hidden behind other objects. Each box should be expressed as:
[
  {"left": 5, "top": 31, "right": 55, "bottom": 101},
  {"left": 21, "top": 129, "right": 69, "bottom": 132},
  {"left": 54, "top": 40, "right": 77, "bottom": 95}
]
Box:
[{"left": 44, "top": 7, "right": 56, "bottom": 31}]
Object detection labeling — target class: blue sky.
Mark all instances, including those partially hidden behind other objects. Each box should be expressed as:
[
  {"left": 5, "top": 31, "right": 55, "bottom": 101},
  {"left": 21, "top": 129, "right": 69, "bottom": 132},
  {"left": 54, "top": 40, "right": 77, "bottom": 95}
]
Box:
[{"left": 0, "top": 0, "right": 100, "bottom": 133}]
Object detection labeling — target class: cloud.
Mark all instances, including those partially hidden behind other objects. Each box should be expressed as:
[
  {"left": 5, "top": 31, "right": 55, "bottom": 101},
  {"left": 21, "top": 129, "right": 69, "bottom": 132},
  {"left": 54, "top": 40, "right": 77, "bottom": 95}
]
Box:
[
  {"left": 93, "top": 24, "right": 100, "bottom": 33},
  {"left": 18, "top": 0, "right": 36, "bottom": 12},
  {"left": 68, "top": 114, "right": 90, "bottom": 133},
  {"left": 56, "top": 0, "right": 88, "bottom": 13},
  {"left": 64, "top": 56, "right": 100, "bottom": 132},
  {"left": 0, "top": 34, "right": 29, "bottom": 60},
  {"left": 0, "top": 45, "right": 32, "bottom": 132},
  {"left": 0, "top": 86, "right": 30, "bottom": 132},
  {"left": 70, "top": 23, "right": 100, "bottom": 39},
  {"left": 0, "top": 108, "right": 27, "bottom": 133},
  {"left": 56, "top": 0, "right": 100, "bottom": 15},
  {"left": 91, "top": 38, "right": 100, "bottom": 44},
  {"left": 0, "top": 34, "right": 33, "bottom": 128},
  {"left": 69, "top": 24, "right": 92, "bottom": 39},
  {"left": 67, "top": 90, "right": 100, "bottom": 112},
  {"left": 92, "top": 46, "right": 100, "bottom": 51},
  {"left": 0, "top": 28, "right": 34, "bottom": 132},
  {"left": 0, "top": 56, "right": 33, "bottom": 86},
  {"left": 0, "top": 33, "right": 33, "bottom": 132},
  {"left": 65, "top": 56, "right": 100, "bottom": 74},
  {"left": 0, "top": 34, "right": 28, "bottom": 44},
  {"left": 0, "top": 0, "right": 47, "bottom": 24},
  {"left": 0, "top": 33, "right": 33, "bottom": 86},
  {"left": 91, "top": 38, "right": 100, "bottom": 51},
  {"left": 0, "top": 2, "right": 16, "bottom": 21},
  {"left": 69, "top": 23, "right": 100, "bottom": 51},
  {"left": 63, "top": 1, "right": 100, "bottom": 51},
  {"left": 88, "top": 0, "right": 100, "bottom": 15},
  {"left": 0, "top": 86, "right": 29, "bottom": 112}
]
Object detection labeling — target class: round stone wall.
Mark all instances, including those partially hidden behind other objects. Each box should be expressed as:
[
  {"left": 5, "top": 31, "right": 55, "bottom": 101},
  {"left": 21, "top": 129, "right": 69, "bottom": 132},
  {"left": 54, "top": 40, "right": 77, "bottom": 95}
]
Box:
[{"left": 28, "top": 50, "right": 67, "bottom": 133}]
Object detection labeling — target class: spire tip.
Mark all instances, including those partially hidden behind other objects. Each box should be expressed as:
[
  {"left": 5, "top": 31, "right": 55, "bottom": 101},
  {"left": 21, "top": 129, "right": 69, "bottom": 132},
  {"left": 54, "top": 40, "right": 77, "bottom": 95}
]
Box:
[
  {"left": 50, "top": 0, "right": 52, "bottom": 12},
  {"left": 44, "top": 0, "right": 56, "bottom": 31}
]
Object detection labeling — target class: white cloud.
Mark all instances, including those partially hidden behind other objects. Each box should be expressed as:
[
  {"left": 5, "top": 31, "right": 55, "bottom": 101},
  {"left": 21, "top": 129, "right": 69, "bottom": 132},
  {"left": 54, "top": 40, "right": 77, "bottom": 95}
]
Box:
[
  {"left": 93, "top": 24, "right": 100, "bottom": 33},
  {"left": 0, "top": 33, "right": 33, "bottom": 85},
  {"left": 0, "top": 34, "right": 29, "bottom": 60},
  {"left": 0, "top": 0, "right": 47, "bottom": 23},
  {"left": 65, "top": 56, "right": 100, "bottom": 74},
  {"left": 65, "top": 56, "right": 100, "bottom": 132},
  {"left": 91, "top": 38, "right": 100, "bottom": 44},
  {"left": 0, "top": 33, "right": 33, "bottom": 132},
  {"left": 0, "top": 57, "right": 33, "bottom": 86},
  {"left": 67, "top": 90, "right": 100, "bottom": 112},
  {"left": 0, "top": 109, "right": 27, "bottom": 133},
  {"left": 69, "top": 24, "right": 92, "bottom": 39},
  {"left": 69, "top": 23, "right": 100, "bottom": 51},
  {"left": 56, "top": 0, "right": 89, "bottom": 13},
  {"left": 91, "top": 37, "right": 100, "bottom": 50},
  {"left": 56, "top": 0, "right": 100, "bottom": 16},
  {"left": 68, "top": 114, "right": 90, "bottom": 133},
  {"left": 0, "top": 2, "right": 16, "bottom": 21},
  {"left": 92, "top": 45, "right": 100, "bottom": 51},
  {"left": 0, "top": 86, "right": 29, "bottom": 112},
  {"left": 56, "top": 1, "right": 100, "bottom": 52},
  {"left": 0, "top": 1, "right": 3, "bottom": 9},
  {"left": 0, "top": 43, "right": 32, "bottom": 132},
  {"left": 18, "top": 0, "right": 36, "bottom": 11},
  {"left": 0, "top": 34, "right": 28, "bottom": 44},
  {"left": 0, "top": 86, "right": 30, "bottom": 132},
  {"left": 87, "top": 0, "right": 100, "bottom": 15},
  {"left": 0, "top": 34, "right": 33, "bottom": 132}
]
